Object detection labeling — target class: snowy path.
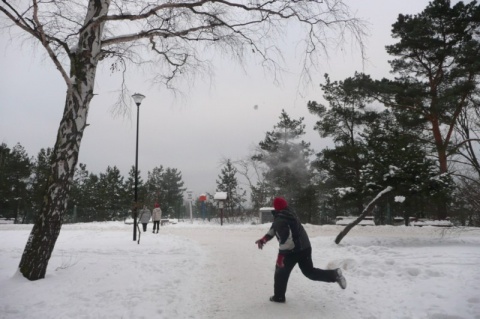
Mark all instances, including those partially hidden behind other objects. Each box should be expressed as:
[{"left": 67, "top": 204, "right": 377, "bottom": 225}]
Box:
[
  {"left": 167, "top": 226, "right": 370, "bottom": 319},
  {"left": 1, "top": 223, "right": 480, "bottom": 319},
  {"left": 166, "top": 224, "right": 480, "bottom": 319}
]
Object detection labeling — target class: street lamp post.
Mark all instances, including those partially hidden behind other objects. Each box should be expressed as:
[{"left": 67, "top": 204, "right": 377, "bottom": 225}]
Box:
[{"left": 132, "top": 93, "right": 146, "bottom": 242}]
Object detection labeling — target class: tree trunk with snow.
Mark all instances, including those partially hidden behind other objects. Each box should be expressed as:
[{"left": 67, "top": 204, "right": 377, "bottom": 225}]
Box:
[
  {"left": 335, "top": 187, "right": 393, "bottom": 245},
  {"left": 18, "top": 1, "right": 109, "bottom": 280}
]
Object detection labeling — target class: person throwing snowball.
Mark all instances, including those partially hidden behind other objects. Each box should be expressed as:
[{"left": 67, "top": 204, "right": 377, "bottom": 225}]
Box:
[{"left": 255, "top": 197, "right": 347, "bottom": 303}]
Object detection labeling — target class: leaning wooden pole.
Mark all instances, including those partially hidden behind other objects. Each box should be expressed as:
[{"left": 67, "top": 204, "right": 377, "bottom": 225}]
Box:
[{"left": 335, "top": 186, "right": 393, "bottom": 245}]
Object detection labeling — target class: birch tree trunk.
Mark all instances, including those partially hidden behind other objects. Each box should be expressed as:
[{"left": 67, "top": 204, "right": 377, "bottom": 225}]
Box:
[{"left": 18, "top": 0, "right": 110, "bottom": 280}]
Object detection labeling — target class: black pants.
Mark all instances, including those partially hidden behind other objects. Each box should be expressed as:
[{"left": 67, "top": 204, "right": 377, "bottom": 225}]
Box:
[
  {"left": 274, "top": 247, "right": 337, "bottom": 299},
  {"left": 153, "top": 221, "right": 160, "bottom": 231},
  {"left": 142, "top": 223, "right": 147, "bottom": 232}
]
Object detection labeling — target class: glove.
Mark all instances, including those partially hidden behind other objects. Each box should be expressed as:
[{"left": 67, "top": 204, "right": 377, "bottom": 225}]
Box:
[
  {"left": 255, "top": 236, "right": 268, "bottom": 249},
  {"left": 276, "top": 254, "right": 285, "bottom": 268}
]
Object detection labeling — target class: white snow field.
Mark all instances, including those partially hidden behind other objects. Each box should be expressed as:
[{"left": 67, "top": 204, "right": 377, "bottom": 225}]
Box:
[{"left": 1, "top": 221, "right": 480, "bottom": 319}]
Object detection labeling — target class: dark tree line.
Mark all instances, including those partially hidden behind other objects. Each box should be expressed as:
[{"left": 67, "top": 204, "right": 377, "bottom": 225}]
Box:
[
  {"left": 245, "top": 105, "right": 458, "bottom": 226},
  {"left": 327, "top": 0, "right": 480, "bottom": 224},
  {"left": 0, "top": 143, "right": 185, "bottom": 223},
  {"left": 357, "top": 0, "right": 480, "bottom": 221}
]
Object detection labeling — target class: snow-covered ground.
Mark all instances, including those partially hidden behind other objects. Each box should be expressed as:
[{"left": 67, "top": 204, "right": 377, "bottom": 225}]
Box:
[{"left": 1, "top": 221, "right": 479, "bottom": 319}]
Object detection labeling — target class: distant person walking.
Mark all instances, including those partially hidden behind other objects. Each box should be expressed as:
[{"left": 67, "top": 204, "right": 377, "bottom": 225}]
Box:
[
  {"left": 255, "top": 197, "right": 347, "bottom": 303},
  {"left": 152, "top": 202, "right": 162, "bottom": 233},
  {"left": 138, "top": 205, "right": 151, "bottom": 232}
]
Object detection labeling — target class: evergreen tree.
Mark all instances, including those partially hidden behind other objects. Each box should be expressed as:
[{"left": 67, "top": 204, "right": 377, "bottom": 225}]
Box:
[
  {"left": 357, "top": 0, "right": 480, "bottom": 219},
  {"left": 145, "top": 166, "right": 186, "bottom": 218},
  {"left": 125, "top": 166, "right": 146, "bottom": 214},
  {"left": 145, "top": 166, "right": 165, "bottom": 207},
  {"left": 161, "top": 168, "right": 186, "bottom": 218},
  {"left": 253, "top": 110, "right": 315, "bottom": 222},
  {"left": 29, "top": 148, "right": 53, "bottom": 223},
  {"left": 360, "top": 110, "right": 454, "bottom": 224},
  {"left": 313, "top": 146, "right": 368, "bottom": 217},
  {"left": 384, "top": 0, "right": 480, "bottom": 177},
  {"left": 216, "top": 159, "right": 246, "bottom": 217},
  {"left": 308, "top": 74, "right": 371, "bottom": 216},
  {"left": 0, "top": 143, "right": 32, "bottom": 223},
  {"left": 68, "top": 163, "right": 90, "bottom": 222},
  {"left": 80, "top": 172, "right": 101, "bottom": 222},
  {"left": 97, "top": 166, "right": 126, "bottom": 221}
]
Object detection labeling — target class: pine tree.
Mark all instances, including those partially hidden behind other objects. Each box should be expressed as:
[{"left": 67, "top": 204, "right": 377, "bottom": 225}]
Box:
[
  {"left": 125, "top": 165, "right": 146, "bottom": 214},
  {"left": 80, "top": 172, "right": 101, "bottom": 222},
  {"left": 368, "top": 0, "right": 480, "bottom": 219},
  {"left": 97, "top": 166, "right": 126, "bottom": 221},
  {"left": 0, "top": 143, "right": 32, "bottom": 223},
  {"left": 308, "top": 74, "right": 371, "bottom": 217},
  {"left": 145, "top": 166, "right": 186, "bottom": 218},
  {"left": 216, "top": 159, "right": 246, "bottom": 218},
  {"left": 161, "top": 168, "right": 186, "bottom": 218},
  {"left": 145, "top": 166, "right": 165, "bottom": 207},
  {"left": 253, "top": 110, "right": 315, "bottom": 222},
  {"left": 360, "top": 110, "right": 454, "bottom": 223},
  {"left": 68, "top": 163, "right": 90, "bottom": 222},
  {"left": 30, "top": 148, "right": 53, "bottom": 223}
]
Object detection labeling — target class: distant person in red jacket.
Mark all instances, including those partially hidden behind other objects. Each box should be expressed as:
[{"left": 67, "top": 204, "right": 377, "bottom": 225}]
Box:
[{"left": 255, "top": 197, "right": 347, "bottom": 303}]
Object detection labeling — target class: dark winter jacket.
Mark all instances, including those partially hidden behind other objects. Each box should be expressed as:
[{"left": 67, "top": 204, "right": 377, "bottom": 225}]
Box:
[{"left": 264, "top": 207, "right": 311, "bottom": 254}]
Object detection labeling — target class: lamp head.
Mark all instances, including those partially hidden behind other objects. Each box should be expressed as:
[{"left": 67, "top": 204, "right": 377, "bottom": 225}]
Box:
[{"left": 132, "top": 93, "right": 146, "bottom": 106}]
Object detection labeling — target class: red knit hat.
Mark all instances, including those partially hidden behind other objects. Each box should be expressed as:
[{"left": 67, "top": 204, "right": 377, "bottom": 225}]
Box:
[
  {"left": 154, "top": 202, "right": 160, "bottom": 208},
  {"left": 273, "top": 197, "right": 288, "bottom": 211}
]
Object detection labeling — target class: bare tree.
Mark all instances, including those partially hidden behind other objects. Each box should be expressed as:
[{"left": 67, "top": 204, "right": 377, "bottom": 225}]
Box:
[
  {"left": 1, "top": 0, "right": 365, "bottom": 280},
  {"left": 451, "top": 104, "right": 480, "bottom": 179},
  {"left": 228, "top": 156, "right": 269, "bottom": 210}
]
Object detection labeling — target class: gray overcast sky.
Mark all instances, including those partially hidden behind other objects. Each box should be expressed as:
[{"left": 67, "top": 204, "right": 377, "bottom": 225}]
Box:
[{"left": 0, "top": 1, "right": 445, "bottom": 199}]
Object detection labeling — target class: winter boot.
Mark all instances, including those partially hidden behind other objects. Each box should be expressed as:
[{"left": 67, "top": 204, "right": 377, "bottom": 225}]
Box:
[
  {"left": 335, "top": 268, "right": 347, "bottom": 289},
  {"left": 269, "top": 296, "right": 286, "bottom": 303}
]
